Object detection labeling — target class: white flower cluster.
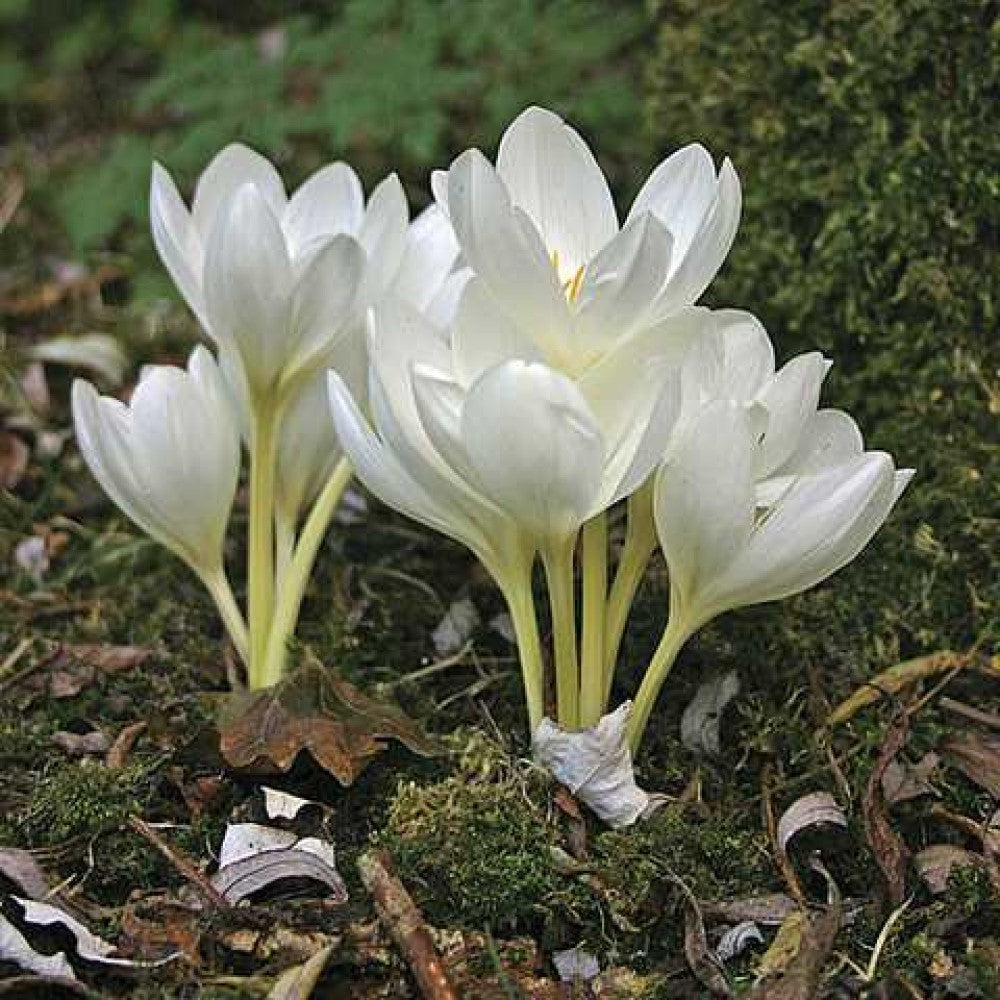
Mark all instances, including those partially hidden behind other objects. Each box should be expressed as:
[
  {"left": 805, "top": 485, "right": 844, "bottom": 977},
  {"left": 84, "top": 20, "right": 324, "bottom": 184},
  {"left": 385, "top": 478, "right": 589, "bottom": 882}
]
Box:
[{"left": 73, "top": 108, "right": 911, "bottom": 801}]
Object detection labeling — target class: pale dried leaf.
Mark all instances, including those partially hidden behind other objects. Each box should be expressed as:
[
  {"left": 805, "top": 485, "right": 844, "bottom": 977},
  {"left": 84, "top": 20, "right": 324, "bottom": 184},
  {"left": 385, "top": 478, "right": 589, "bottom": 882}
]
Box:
[
  {"left": 942, "top": 731, "right": 1000, "bottom": 798},
  {"left": 263, "top": 787, "right": 317, "bottom": 821},
  {"left": 432, "top": 597, "right": 480, "bottom": 656},
  {"left": 881, "top": 752, "right": 939, "bottom": 805},
  {"left": 267, "top": 945, "right": 334, "bottom": 999},
  {"left": 29, "top": 333, "right": 127, "bottom": 386},
  {"left": 681, "top": 671, "right": 740, "bottom": 758},
  {"left": 702, "top": 895, "right": 798, "bottom": 927},
  {"left": 553, "top": 946, "right": 600, "bottom": 982},
  {"left": 914, "top": 845, "right": 986, "bottom": 895},
  {"left": 0, "top": 849, "right": 49, "bottom": 899},
  {"left": 776, "top": 792, "right": 847, "bottom": 853},
  {"left": 0, "top": 914, "right": 75, "bottom": 979},
  {"left": 50, "top": 730, "right": 109, "bottom": 758},
  {"left": 0, "top": 432, "right": 30, "bottom": 489},
  {"left": 533, "top": 703, "right": 649, "bottom": 828},
  {"left": 717, "top": 922, "right": 764, "bottom": 963}
]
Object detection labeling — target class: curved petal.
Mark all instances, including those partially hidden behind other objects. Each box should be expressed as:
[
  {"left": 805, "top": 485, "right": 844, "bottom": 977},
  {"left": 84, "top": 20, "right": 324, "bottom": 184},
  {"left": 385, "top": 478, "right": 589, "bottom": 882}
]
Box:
[
  {"left": 289, "top": 233, "right": 365, "bottom": 378},
  {"left": 392, "top": 204, "right": 460, "bottom": 311},
  {"left": 574, "top": 213, "right": 674, "bottom": 352},
  {"left": 150, "top": 164, "right": 208, "bottom": 331},
  {"left": 755, "top": 351, "right": 831, "bottom": 477},
  {"left": 282, "top": 162, "right": 364, "bottom": 258},
  {"left": 460, "top": 360, "right": 605, "bottom": 538},
  {"left": 683, "top": 309, "right": 775, "bottom": 407},
  {"left": 496, "top": 106, "right": 618, "bottom": 275},
  {"left": 357, "top": 173, "right": 409, "bottom": 299},
  {"left": 708, "top": 453, "right": 907, "bottom": 611},
  {"left": 655, "top": 158, "right": 742, "bottom": 314},
  {"left": 447, "top": 148, "right": 567, "bottom": 339},
  {"left": 628, "top": 143, "right": 717, "bottom": 261},
  {"left": 451, "top": 278, "right": 543, "bottom": 387},
  {"left": 192, "top": 143, "right": 287, "bottom": 241},
  {"left": 203, "top": 184, "right": 293, "bottom": 392},
  {"left": 654, "top": 402, "right": 756, "bottom": 621}
]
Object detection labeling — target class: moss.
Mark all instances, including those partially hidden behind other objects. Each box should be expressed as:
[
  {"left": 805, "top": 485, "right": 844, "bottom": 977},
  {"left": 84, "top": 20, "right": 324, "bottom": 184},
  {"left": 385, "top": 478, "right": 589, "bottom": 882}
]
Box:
[
  {"left": 19, "top": 757, "right": 150, "bottom": 846},
  {"left": 379, "top": 734, "right": 559, "bottom": 932},
  {"left": 642, "top": 0, "right": 999, "bottom": 730}
]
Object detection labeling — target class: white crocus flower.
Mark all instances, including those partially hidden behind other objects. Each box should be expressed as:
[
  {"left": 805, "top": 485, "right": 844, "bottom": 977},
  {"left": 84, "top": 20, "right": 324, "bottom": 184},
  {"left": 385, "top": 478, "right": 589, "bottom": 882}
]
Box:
[
  {"left": 434, "top": 106, "right": 740, "bottom": 378},
  {"left": 626, "top": 400, "right": 913, "bottom": 748},
  {"left": 150, "top": 143, "right": 406, "bottom": 396},
  {"left": 71, "top": 346, "right": 247, "bottom": 659}
]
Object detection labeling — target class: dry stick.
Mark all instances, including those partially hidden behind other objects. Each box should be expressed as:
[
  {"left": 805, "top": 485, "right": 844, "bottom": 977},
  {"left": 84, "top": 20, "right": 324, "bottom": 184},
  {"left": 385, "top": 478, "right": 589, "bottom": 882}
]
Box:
[
  {"left": 938, "top": 696, "right": 1000, "bottom": 729},
  {"left": 128, "top": 816, "right": 231, "bottom": 909},
  {"left": 357, "top": 849, "right": 459, "bottom": 1000}
]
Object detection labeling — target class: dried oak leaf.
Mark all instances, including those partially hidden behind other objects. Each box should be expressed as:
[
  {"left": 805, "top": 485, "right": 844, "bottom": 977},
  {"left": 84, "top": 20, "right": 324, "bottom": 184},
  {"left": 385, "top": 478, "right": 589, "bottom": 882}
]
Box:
[
  {"left": 220, "top": 665, "right": 435, "bottom": 785},
  {"left": 941, "top": 730, "right": 1000, "bottom": 798},
  {"left": 46, "top": 644, "right": 153, "bottom": 699}
]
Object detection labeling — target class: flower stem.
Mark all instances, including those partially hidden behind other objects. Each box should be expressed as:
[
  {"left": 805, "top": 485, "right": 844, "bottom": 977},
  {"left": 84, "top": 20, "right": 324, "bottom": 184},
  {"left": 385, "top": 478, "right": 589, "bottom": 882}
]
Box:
[
  {"left": 247, "top": 399, "right": 280, "bottom": 689},
  {"left": 627, "top": 611, "right": 694, "bottom": 754},
  {"left": 260, "top": 457, "right": 353, "bottom": 687},
  {"left": 604, "top": 481, "right": 656, "bottom": 701},
  {"left": 578, "top": 514, "right": 608, "bottom": 728},
  {"left": 501, "top": 559, "right": 545, "bottom": 734},
  {"left": 274, "top": 506, "right": 296, "bottom": 590},
  {"left": 541, "top": 535, "right": 579, "bottom": 729},
  {"left": 199, "top": 565, "right": 249, "bottom": 666}
]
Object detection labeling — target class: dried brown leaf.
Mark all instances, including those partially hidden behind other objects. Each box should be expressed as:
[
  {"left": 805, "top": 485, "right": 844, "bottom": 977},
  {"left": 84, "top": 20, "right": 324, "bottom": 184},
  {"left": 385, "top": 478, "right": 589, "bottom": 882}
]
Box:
[
  {"left": 105, "top": 721, "right": 147, "bottom": 769},
  {"left": 941, "top": 730, "right": 1000, "bottom": 797},
  {"left": 0, "top": 432, "right": 30, "bottom": 490},
  {"left": 913, "top": 845, "right": 987, "bottom": 895},
  {"left": 267, "top": 945, "right": 334, "bottom": 1000},
  {"left": 50, "top": 730, "right": 109, "bottom": 758},
  {"left": 220, "top": 665, "right": 434, "bottom": 785},
  {"left": 0, "top": 849, "right": 49, "bottom": 899},
  {"left": 747, "top": 901, "right": 840, "bottom": 1000},
  {"left": 881, "top": 752, "right": 939, "bottom": 805},
  {"left": 776, "top": 792, "right": 847, "bottom": 854},
  {"left": 701, "top": 895, "right": 799, "bottom": 927}
]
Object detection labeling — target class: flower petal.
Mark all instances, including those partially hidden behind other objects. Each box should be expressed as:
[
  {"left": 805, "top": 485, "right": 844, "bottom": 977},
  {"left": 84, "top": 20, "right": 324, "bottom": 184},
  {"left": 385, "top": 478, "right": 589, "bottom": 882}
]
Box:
[
  {"left": 191, "top": 143, "right": 287, "bottom": 241},
  {"left": 203, "top": 183, "right": 293, "bottom": 392},
  {"left": 282, "top": 161, "right": 364, "bottom": 258},
  {"left": 684, "top": 309, "right": 775, "bottom": 406},
  {"left": 357, "top": 173, "right": 409, "bottom": 299},
  {"left": 496, "top": 106, "right": 618, "bottom": 275},
  {"left": 393, "top": 204, "right": 460, "bottom": 311}
]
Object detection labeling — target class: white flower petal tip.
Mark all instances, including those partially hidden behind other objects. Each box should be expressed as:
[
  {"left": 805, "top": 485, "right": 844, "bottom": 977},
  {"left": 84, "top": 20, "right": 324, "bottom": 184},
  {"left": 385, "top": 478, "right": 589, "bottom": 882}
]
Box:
[{"left": 532, "top": 703, "right": 653, "bottom": 829}]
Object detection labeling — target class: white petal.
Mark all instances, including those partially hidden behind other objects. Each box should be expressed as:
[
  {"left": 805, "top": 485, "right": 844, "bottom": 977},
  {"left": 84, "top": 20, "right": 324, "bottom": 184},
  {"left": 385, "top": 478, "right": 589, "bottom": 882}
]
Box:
[
  {"left": 755, "top": 352, "right": 830, "bottom": 476},
  {"left": 654, "top": 402, "right": 756, "bottom": 620},
  {"left": 451, "top": 278, "right": 542, "bottom": 387},
  {"left": 778, "top": 408, "right": 864, "bottom": 475},
  {"left": 532, "top": 703, "right": 649, "bottom": 828},
  {"left": 460, "top": 360, "right": 605, "bottom": 538},
  {"left": 684, "top": 309, "right": 775, "bottom": 405},
  {"left": 203, "top": 184, "right": 293, "bottom": 392},
  {"left": 574, "top": 213, "right": 673, "bottom": 351},
  {"left": 496, "top": 106, "right": 618, "bottom": 274},
  {"left": 149, "top": 164, "right": 208, "bottom": 330},
  {"left": 424, "top": 268, "right": 471, "bottom": 332},
  {"left": 191, "top": 143, "right": 287, "bottom": 241},
  {"left": 655, "top": 158, "right": 742, "bottom": 314},
  {"left": 392, "top": 204, "right": 460, "bottom": 311},
  {"left": 289, "top": 234, "right": 365, "bottom": 378},
  {"left": 447, "top": 148, "right": 567, "bottom": 338},
  {"left": 357, "top": 173, "right": 409, "bottom": 299},
  {"left": 430, "top": 168, "right": 449, "bottom": 214},
  {"left": 282, "top": 162, "right": 364, "bottom": 258},
  {"left": 410, "top": 364, "right": 481, "bottom": 487},
  {"left": 710, "top": 453, "right": 902, "bottom": 610},
  {"left": 628, "top": 143, "right": 718, "bottom": 262}
]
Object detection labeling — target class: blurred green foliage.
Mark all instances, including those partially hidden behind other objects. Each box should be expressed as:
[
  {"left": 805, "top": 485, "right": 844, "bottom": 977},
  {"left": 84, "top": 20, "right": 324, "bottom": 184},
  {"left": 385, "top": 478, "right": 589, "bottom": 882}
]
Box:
[
  {"left": 643, "top": 0, "right": 998, "bottom": 706},
  {"left": 0, "top": 0, "right": 644, "bottom": 263}
]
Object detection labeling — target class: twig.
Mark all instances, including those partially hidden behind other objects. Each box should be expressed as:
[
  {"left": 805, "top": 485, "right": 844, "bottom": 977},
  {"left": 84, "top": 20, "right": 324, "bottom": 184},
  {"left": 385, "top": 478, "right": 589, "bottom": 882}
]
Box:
[
  {"left": 128, "top": 816, "right": 231, "bottom": 909},
  {"left": 939, "top": 696, "right": 1000, "bottom": 729},
  {"left": 357, "top": 848, "right": 459, "bottom": 1000}
]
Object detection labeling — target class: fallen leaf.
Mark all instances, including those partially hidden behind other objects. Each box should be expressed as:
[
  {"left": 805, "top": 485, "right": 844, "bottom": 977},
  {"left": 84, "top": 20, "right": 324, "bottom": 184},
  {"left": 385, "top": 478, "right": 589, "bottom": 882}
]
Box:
[
  {"left": 913, "top": 845, "right": 987, "bottom": 895},
  {"left": 19, "top": 361, "right": 50, "bottom": 413},
  {"left": 748, "top": 900, "right": 840, "bottom": 1000},
  {"left": 776, "top": 792, "right": 847, "bottom": 854},
  {"left": 263, "top": 787, "right": 318, "bottom": 822},
  {"left": 212, "top": 823, "right": 348, "bottom": 904},
  {"left": 267, "top": 945, "right": 334, "bottom": 999},
  {"left": 105, "top": 721, "right": 147, "bottom": 769},
  {"left": 863, "top": 712, "right": 912, "bottom": 907},
  {"left": 0, "top": 849, "right": 48, "bottom": 900},
  {"left": 827, "top": 651, "right": 970, "bottom": 726},
  {"left": 684, "top": 903, "right": 733, "bottom": 997},
  {"left": 0, "top": 915, "right": 76, "bottom": 979},
  {"left": 46, "top": 644, "right": 153, "bottom": 699},
  {"left": 220, "top": 664, "right": 435, "bottom": 785},
  {"left": 881, "top": 752, "right": 939, "bottom": 805},
  {"left": 716, "top": 921, "right": 764, "bottom": 963},
  {"left": 50, "top": 730, "right": 109, "bottom": 758},
  {"left": 941, "top": 730, "right": 1000, "bottom": 797},
  {"left": 0, "top": 432, "right": 30, "bottom": 489},
  {"left": 431, "top": 596, "right": 480, "bottom": 657},
  {"left": 553, "top": 945, "right": 599, "bottom": 982},
  {"left": 701, "top": 895, "right": 799, "bottom": 927},
  {"left": 681, "top": 671, "right": 740, "bottom": 758},
  {"left": 119, "top": 897, "right": 201, "bottom": 966},
  {"left": 29, "top": 333, "right": 127, "bottom": 386}
]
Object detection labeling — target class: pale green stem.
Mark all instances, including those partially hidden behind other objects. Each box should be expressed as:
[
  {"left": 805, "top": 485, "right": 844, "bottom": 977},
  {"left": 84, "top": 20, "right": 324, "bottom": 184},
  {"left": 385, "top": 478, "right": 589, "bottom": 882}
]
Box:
[
  {"left": 198, "top": 565, "right": 249, "bottom": 666},
  {"left": 627, "top": 611, "right": 697, "bottom": 754},
  {"left": 499, "top": 559, "right": 545, "bottom": 734},
  {"left": 579, "top": 514, "right": 609, "bottom": 728},
  {"left": 260, "top": 457, "right": 353, "bottom": 687},
  {"left": 541, "top": 535, "right": 579, "bottom": 730},
  {"left": 274, "top": 506, "right": 296, "bottom": 590},
  {"left": 604, "top": 482, "right": 657, "bottom": 701},
  {"left": 247, "top": 399, "right": 280, "bottom": 689}
]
